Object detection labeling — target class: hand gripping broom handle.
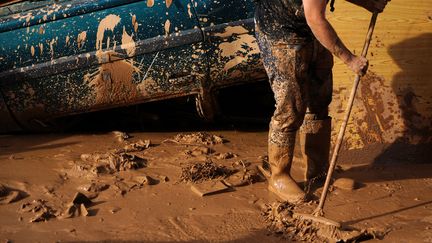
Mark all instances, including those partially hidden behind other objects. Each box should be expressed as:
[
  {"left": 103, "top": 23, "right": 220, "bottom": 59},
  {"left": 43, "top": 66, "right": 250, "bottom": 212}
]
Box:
[{"left": 314, "top": 12, "right": 379, "bottom": 216}]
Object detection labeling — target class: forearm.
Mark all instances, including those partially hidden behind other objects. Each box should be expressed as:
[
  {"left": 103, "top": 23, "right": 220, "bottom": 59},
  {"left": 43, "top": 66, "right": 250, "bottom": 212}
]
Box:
[
  {"left": 303, "top": 0, "right": 369, "bottom": 75},
  {"left": 307, "top": 18, "right": 353, "bottom": 63}
]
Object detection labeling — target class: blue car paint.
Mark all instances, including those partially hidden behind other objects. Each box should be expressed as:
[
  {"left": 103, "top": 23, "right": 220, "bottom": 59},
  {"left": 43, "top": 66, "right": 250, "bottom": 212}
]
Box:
[
  {"left": 0, "top": 0, "right": 264, "bottom": 132},
  {"left": 192, "top": 0, "right": 264, "bottom": 86}
]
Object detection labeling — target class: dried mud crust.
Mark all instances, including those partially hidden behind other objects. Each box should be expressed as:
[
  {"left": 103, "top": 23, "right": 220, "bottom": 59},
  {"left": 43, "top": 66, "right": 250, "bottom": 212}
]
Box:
[
  {"left": 66, "top": 138, "right": 152, "bottom": 179},
  {"left": 179, "top": 160, "right": 234, "bottom": 183},
  {"left": 79, "top": 152, "right": 147, "bottom": 174},
  {"left": 20, "top": 199, "right": 58, "bottom": 223},
  {"left": 263, "top": 202, "right": 385, "bottom": 242},
  {"left": 179, "top": 159, "right": 264, "bottom": 187},
  {"left": 166, "top": 132, "right": 226, "bottom": 146}
]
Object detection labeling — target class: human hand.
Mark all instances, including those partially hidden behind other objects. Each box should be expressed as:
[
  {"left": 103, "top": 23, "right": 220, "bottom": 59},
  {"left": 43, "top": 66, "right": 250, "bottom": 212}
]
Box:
[
  {"left": 364, "top": 0, "right": 390, "bottom": 13},
  {"left": 346, "top": 55, "right": 369, "bottom": 76}
]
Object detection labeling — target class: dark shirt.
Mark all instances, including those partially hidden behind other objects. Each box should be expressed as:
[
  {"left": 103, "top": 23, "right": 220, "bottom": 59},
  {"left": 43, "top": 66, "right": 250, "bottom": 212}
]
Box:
[{"left": 254, "top": 0, "right": 314, "bottom": 43}]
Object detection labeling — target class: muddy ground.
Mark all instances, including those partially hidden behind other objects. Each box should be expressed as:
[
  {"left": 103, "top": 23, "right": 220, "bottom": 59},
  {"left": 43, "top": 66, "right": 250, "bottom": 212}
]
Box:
[{"left": 1, "top": 88, "right": 431, "bottom": 243}]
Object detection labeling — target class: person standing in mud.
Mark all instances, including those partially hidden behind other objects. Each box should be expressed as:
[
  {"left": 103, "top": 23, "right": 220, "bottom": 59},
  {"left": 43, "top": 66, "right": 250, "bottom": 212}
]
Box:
[{"left": 254, "top": 0, "right": 390, "bottom": 203}]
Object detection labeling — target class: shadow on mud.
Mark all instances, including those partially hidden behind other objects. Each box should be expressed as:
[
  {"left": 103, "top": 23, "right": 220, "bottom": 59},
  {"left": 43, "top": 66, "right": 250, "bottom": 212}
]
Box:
[
  {"left": 51, "top": 81, "right": 275, "bottom": 133},
  {"left": 0, "top": 134, "right": 80, "bottom": 157},
  {"left": 374, "top": 33, "right": 432, "bottom": 166},
  {"left": 343, "top": 200, "right": 432, "bottom": 225},
  {"left": 66, "top": 228, "right": 282, "bottom": 243}
]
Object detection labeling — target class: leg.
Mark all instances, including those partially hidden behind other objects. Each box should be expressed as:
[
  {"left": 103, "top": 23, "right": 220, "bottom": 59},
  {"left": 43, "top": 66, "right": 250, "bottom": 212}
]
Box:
[
  {"left": 299, "top": 39, "right": 334, "bottom": 181},
  {"left": 256, "top": 28, "right": 313, "bottom": 203}
]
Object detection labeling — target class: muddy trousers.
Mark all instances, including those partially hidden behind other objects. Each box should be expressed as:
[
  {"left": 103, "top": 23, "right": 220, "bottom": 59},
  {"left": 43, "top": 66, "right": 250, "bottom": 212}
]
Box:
[{"left": 256, "top": 29, "right": 334, "bottom": 184}]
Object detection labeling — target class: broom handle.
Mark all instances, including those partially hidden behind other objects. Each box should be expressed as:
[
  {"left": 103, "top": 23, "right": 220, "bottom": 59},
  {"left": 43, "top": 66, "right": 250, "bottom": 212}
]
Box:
[{"left": 314, "top": 12, "right": 379, "bottom": 216}]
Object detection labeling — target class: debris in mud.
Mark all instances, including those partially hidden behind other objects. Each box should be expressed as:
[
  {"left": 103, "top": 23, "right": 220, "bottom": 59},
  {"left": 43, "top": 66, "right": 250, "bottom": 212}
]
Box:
[
  {"left": 0, "top": 184, "right": 25, "bottom": 205},
  {"left": 180, "top": 160, "right": 234, "bottom": 183},
  {"left": 263, "top": 202, "right": 383, "bottom": 242},
  {"left": 334, "top": 178, "right": 359, "bottom": 191},
  {"left": 214, "top": 152, "right": 238, "bottom": 160},
  {"left": 109, "top": 207, "right": 121, "bottom": 214},
  {"left": 20, "top": 199, "right": 57, "bottom": 223},
  {"left": 112, "top": 131, "right": 131, "bottom": 142},
  {"left": 78, "top": 182, "right": 109, "bottom": 195},
  {"left": 159, "top": 175, "right": 169, "bottom": 183},
  {"left": 80, "top": 204, "right": 89, "bottom": 216},
  {"left": 59, "top": 203, "right": 89, "bottom": 219},
  {"left": 59, "top": 192, "right": 92, "bottom": 219},
  {"left": 113, "top": 181, "right": 133, "bottom": 196},
  {"left": 224, "top": 166, "right": 265, "bottom": 187},
  {"left": 72, "top": 192, "right": 92, "bottom": 206},
  {"left": 222, "top": 160, "right": 264, "bottom": 187},
  {"left": 184, "top": 146, "right": 214, "bottom": 157},
  {"left": 232, "top": 160, "right": 251, "bottom": 169},
  {"left": 165, "top": 132, "right": 226, "bottom": 146},
  {"left": 133, "top": 175, "right": 158, "bottom": 186},
  {"left": 68, "top": 147, "right": 147, "bottom": 179},
  {"left": 257, "top": 164, "right": 271, "bottom": 179},
  {"left": 111, "top": 176, "right": 158, "bottom": 196},
  {"left": 120, "top": 139, "right": 151, "bottom": 152},
  {"left": 68, "top": 163, "right": 98, "bottom": 179},
  {"left": 191, "top": 180, "right": 232, "bottom": 197},
  {"left": 79, "top": 151, "right": 146, "bottom": 174}
]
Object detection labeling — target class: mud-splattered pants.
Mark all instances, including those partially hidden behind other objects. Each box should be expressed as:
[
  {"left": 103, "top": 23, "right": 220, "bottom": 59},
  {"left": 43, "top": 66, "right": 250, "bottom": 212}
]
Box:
[{"left": 255, "top": 28, "right": 334, "bottom": 146}]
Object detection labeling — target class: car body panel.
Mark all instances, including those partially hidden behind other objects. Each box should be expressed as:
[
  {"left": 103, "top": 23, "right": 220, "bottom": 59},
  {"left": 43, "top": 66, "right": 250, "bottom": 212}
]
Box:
[
  {"left": 0, "top": 0, "right": 266, "bottom": 132},
  {"left": 0, "top": 0, "right": 209, "bottom": 131},
  {"left": 192, "top": 0, "right": 265, "bottom": 88}
]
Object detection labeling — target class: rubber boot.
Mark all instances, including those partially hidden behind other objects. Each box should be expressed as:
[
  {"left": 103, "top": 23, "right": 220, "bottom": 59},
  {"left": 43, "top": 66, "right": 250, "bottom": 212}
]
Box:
[
  {"left": 299, "top": 116, "right": 332, "bottom": 181},
  {"left": 268, "top": 134, "right": 305, "bottom": 204}
]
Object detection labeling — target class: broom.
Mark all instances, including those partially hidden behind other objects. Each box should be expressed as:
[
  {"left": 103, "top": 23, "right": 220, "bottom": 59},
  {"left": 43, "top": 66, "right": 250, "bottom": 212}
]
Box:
[{"left": 294, "top": 12, "right": 379, "bottom": 228}]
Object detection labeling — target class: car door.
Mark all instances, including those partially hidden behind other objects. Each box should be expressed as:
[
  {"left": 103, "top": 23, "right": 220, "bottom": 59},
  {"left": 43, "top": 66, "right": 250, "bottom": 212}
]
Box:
[
  {"left": 0, "top": 0, "right": 205, "bottom": 130},
  {"left": 192, "top": 0, "right": 265, "bottom": 89}
]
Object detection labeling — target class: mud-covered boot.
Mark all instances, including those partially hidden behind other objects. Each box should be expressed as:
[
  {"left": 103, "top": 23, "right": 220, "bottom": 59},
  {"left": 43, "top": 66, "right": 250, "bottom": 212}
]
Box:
[
  {"left": 299, "top": 116, "right": 332, "bottom": 181},
  {"left": 268, "top": 136, "right": 305, "bottom": 204}
]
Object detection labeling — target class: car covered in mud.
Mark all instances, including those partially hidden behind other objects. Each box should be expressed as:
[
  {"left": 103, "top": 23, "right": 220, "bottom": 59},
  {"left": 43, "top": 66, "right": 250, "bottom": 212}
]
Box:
[{"left": 0, "top": 0, "right": 265, "bottom": 132}]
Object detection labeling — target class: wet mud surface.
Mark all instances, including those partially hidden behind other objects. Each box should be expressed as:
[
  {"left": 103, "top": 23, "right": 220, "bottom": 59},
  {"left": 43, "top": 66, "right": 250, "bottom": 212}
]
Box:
[{"left": 0, "top": 127, "right": 431, "bottom": 242}]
